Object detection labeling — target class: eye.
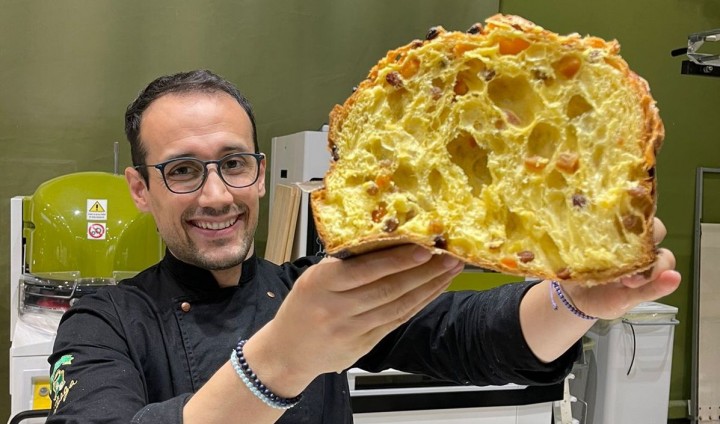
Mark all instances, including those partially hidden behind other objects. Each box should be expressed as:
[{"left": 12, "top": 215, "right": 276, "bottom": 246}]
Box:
[
  {"left": 222, "top": 155, "right": 252, "bottom": 173},
  {"left": 165, "top": 160, "right": 203, "bottom": 180},
  {"left": 224, "top": 159, "right": 243, "bottom": 169}
]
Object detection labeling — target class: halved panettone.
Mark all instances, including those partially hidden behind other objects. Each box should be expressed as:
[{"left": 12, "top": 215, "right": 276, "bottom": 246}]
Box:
[{"left": 310, "top": 14, "right": 664, "bottom": 285}]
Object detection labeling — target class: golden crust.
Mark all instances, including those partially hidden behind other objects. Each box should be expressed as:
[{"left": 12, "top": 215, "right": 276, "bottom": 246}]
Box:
[{"left": 312, "top": 14, "right": 664, "bottom": 285}]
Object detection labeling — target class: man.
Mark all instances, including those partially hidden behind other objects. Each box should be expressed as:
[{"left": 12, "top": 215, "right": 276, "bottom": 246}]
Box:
[{"left": 47, "top": 69, "right": 681, "bottom": 423}]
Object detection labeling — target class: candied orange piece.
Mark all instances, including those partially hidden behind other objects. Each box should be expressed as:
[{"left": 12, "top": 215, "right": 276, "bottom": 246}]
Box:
[
  {"left": 375, "top": 174, "right": 392, "bottom": 190},
  {"left": 556, "top": 152, "right": 580, "bottom": 174},
  {"left": 400, "top": 57, "right": 420, "bottom": 79},
  {"left": 498, "top": 37, "right": 530, "bottom": 55},
  {"left": 500, "top": 257, "right": 518, "bottom": 269},
  {"left": 553, "top": 55, "right": 582, "bottom": 79},
  {"left": 524, "top": 156, "right": 547, "bottom": 172},
  {"left": 453, "top": 43, "right": 476, "bottom": 57},
  {"left": 428, "top": 220, "right": 444, "bottom": 235}
]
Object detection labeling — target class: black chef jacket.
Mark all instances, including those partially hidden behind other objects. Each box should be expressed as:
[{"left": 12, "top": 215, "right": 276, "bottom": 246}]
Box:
[{"left": 47, "top": 251, "right": 579, "bottom": 423}]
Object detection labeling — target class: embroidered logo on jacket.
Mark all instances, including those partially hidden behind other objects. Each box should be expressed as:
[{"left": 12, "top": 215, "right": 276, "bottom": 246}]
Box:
[{"left": 50, "top": 354, "right": 78, "bottom": 413}]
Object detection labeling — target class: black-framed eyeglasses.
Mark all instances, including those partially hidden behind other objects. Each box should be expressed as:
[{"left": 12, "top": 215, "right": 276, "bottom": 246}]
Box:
[{"left": 136, "top": 152, "right": 265, "bottom": 194}]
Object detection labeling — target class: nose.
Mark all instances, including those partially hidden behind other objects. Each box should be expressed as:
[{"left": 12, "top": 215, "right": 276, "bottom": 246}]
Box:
[{"left": 196, "top": 165, "right": 234, "bottom": 207}]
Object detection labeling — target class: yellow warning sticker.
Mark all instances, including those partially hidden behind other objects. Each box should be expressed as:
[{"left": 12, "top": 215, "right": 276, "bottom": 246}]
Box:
[
  {"left": 89, "top": 201, "right": 105, "bottom": 213},
  {"left": 87, "top": 199, "right": 107, "bottom": 220}
]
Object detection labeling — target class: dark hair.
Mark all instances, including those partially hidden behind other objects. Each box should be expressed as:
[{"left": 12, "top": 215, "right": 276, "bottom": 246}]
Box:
[{"left": 125, "top": 69, "right": 259, "bottom": 182}]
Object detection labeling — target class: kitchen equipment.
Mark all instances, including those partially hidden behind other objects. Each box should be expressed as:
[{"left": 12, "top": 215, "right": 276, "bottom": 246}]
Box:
[
  {"left": 579, "top": 302, "right": 679, "bottom": 424},
  {"left": 9, "top": 172, "right": 163, "bottom": 423}
]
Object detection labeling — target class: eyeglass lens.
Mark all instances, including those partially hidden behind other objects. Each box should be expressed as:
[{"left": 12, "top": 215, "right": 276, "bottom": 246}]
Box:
[{"left": 162, "top": 154, "right": 259, "bottom": 193}]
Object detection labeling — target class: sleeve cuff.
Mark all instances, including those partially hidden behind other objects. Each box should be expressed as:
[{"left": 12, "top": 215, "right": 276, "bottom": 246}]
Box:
[{"left": 131, "top": 394, "right": 192, "bottom": 424}]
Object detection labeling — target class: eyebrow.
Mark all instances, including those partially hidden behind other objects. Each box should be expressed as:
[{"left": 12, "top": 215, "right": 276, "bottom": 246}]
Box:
[{"left": 162, "top": 144, "right": 254, "bottom": 161}]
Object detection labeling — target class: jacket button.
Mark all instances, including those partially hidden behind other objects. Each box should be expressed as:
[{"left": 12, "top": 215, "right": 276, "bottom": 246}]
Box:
[
  {"left": 266, "top": 291, "right": 276, "bottom": 298},
  {"left": 180, "top": 302, "right": 191, "bottom": 312}
]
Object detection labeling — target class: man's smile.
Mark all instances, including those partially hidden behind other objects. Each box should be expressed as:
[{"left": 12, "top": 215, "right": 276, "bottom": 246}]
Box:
[{"left": 188, "top": 215, "right": 240, "bottom": 231}]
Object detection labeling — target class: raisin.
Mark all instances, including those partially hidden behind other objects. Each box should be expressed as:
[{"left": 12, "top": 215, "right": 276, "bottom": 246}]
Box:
[
  {"left": 556, "top": 268, "right": 572, "bottom": 280},
  {"left": 453, "top": 78, "right": 469, "bottom": 96},
  {"left": 383, "top": 217, "right": 399, "bottom": 233},
  {"left": 517, "top": 251, "right": 535, "bottom": 263},
  {"left": 386, "top": 71, "right": 403, "bottom": 88},
  {"left": 481, "top": 69, "right": 496, "bottom": 81},
  {"left": 331, "top": 145, "right": 339, "bottom": 161},
  {"left": 366, "top": 183, "right": 379, "bottom": 196},
  {"left": 623, "top": 214, "right": 643, "bottom": 233},
  {"left": 426, "top": 26, "right": 440, "bottom": 40},
  {"left": 411, "top": 40, "right": 424, "bottom": 48},
  {"left": 433, "top": 235, "right": 448, "bottom": 249},
  {"left": 334, "top": 249, "right": 351, "bottom": 259},
  {"left": 467, "top": 23, "right": 483, "bottom": 34},
  {"left": 532, "top": 69, "right": 549, "bottom": 81},
  {"left": 372, "top": 202, "right": 387, "bottom": 223},
  {"left": 430, "top": 86, "right": 443, "bottom": 100},
  {"left": 572, "top": 194, "right": 587, "bottom": 208}
]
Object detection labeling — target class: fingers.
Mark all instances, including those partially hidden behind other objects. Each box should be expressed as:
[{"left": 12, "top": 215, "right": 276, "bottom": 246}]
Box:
[
  {"left": 621, "top": 248, "right": 676, "bottom": 288},
  {"left": 357, "top": 266, "right": 459, "bottom": 342},
  {"left": 323, "top": 245, "right": 435, "bottom": 292},
  {"left": 290, "top": 248, "right": 463, "bottom": 335},
  {"left": 614, "top": 247, "right": 681, "bottom": 309},
  {"left": 636, "top": 269, "right": 682, "bottom": 299},
  {"left": 346, "top": 254, "right": 463, "bottom": 315},
  {"left": 268, "top": 247, "right": 464, "bottom": 378},
  {"left": 653, "top": 217, "right": 667, "bottom": 244}
]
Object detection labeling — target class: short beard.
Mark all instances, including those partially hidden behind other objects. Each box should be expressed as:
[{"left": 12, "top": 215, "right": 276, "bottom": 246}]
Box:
[
  {"left": 169, "top": 230, "right": 254, "bottom": 271},
  {"left": 169, "top": 203, "right": 256, "bottom": 271},
  {"left": 193, "top": 238, "right": 251, "bottom": 270}
]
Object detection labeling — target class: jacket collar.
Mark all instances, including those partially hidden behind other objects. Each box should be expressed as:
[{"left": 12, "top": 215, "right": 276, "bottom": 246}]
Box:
[{"left": 161, "top": 249, "right": 258, "bottom": 292}]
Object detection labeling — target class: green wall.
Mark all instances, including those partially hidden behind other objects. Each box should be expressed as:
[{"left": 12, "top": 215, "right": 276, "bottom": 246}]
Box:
[
  {"left": 499, "top": 0, "right": 720, "bottom": 418},
  {"left": 1, "top": 0, "right": 718, "bottom": 421},
  {"left": 0, "top": 0, "right": 499, "bottom": 420}
]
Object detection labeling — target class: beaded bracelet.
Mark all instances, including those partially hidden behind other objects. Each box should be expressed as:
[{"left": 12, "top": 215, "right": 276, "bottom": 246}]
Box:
[
  {"left": 230, "top": 339, "right": 303, "bottom": 410},
  {"left": 550, "top": 280, "right": 598, "bottom": 320}
]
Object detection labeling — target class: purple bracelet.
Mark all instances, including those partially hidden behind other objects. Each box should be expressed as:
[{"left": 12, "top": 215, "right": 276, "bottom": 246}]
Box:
[{"left": 550, "top": 281, "right": 598, "bottom": 320}]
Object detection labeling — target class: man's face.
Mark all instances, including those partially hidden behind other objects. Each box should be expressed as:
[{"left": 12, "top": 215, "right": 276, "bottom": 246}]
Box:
[{"left": 125, "top": 92, "right": 265, "bottom": 272}]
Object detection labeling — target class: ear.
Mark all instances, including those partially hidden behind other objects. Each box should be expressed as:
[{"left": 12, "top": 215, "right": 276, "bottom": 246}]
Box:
[
  {"left": 257, "top": 155, "right": 267, "bottom": 198},
  {"left": 125, "top": 167, "right": 151, "bottom": 212}
]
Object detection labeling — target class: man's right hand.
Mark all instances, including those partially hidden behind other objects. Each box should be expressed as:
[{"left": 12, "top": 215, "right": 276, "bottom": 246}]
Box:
[{"left": 243, "top": 245, "right": 464, "bottom": 398}]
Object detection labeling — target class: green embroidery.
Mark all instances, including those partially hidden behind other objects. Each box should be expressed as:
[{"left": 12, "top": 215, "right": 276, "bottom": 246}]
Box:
[{"left": 50, "top": 354, "right": 78, "bottom": 413}]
